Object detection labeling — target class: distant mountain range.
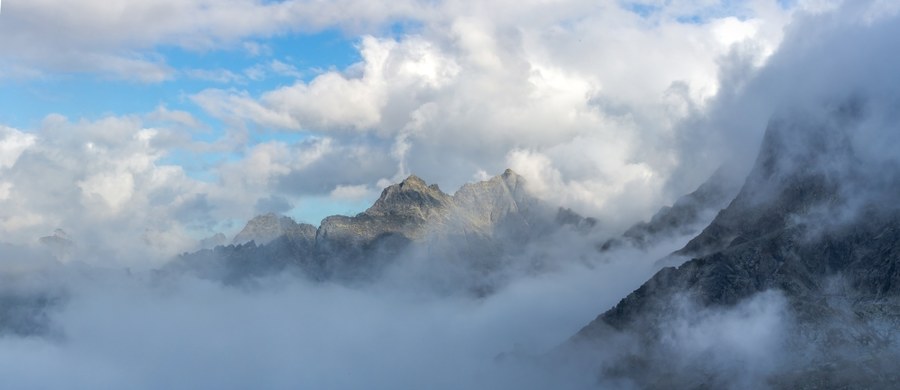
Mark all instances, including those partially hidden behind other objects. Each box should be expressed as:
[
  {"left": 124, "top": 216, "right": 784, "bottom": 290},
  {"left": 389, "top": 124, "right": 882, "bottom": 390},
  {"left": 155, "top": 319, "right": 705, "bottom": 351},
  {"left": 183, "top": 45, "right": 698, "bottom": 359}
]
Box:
[
  {"left": 169, "top": 158, "right": 743, "bottom": 294},
  {"left": 167, "top": 169, "right": 603, "bottom": 291}
]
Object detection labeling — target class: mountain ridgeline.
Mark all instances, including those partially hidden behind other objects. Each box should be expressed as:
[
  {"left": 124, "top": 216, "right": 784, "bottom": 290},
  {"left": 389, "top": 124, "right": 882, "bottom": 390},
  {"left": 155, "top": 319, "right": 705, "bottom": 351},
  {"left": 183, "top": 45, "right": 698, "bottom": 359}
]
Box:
[{"left": 169, "top": 169, "right": 598, "bottom": 289}]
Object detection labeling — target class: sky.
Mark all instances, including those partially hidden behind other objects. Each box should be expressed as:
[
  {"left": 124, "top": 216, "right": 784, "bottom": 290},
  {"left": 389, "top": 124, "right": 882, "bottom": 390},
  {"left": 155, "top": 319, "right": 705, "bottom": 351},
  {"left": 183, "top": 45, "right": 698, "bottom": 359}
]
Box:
[{"left": 0, "top": 0, "right": 888, "bottom": 263}]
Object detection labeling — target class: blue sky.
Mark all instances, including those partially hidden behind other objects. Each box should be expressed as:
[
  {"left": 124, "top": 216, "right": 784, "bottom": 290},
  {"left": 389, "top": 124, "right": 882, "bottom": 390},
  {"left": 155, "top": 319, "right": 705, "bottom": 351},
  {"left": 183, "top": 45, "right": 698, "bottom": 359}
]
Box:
[
  {"left": 0, "top": 28, "right": 360, "bottom": 136},
  {"left": 0, "top": 24, "right": 373, "bottom": 225}
]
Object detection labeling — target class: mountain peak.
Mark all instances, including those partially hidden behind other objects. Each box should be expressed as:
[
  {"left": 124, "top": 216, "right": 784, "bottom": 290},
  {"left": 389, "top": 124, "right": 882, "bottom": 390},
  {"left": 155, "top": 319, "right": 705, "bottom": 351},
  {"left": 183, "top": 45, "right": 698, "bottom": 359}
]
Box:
[
  {"left": 498, "top": 168, "right": 525, "bottom": 188},
  {"left": 678, "top": 110, "right": 859, "bottom": 257},
  {"left": 401, "top": 174, "right": 426, "bottom": 186},
  {"left": 232, "top": 213, "right": 316, "bottom": 245},
  {"left": 365, "top": 175, "right": 452, "bottom": 218}
]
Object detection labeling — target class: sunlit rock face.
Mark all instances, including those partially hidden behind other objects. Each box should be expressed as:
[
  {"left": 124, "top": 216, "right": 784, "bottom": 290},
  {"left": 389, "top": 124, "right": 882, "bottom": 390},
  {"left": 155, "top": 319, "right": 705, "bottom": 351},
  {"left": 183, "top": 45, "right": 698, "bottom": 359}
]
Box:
[{"left": 570, "top": 104, "right": 900, "bottom": 388}]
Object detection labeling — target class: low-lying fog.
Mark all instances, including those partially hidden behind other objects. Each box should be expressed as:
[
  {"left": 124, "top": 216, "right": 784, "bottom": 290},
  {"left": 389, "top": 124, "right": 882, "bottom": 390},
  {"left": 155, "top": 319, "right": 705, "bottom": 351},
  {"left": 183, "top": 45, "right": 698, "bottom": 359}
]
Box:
[{"left": 0, "top": 233, "right": 688, "bottom": 389}]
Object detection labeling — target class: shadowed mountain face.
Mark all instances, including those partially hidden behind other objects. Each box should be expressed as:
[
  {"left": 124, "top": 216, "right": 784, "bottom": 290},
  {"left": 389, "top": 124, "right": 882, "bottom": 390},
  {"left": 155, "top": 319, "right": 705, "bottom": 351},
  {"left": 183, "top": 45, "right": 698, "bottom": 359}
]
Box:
[
  {"left": 170, "top": 169, "right": 597, "bottom": 289},
  {"left": 570, "top": 104, "right": 900, "bottom": 388},
  {"left": 677, "top": 109, "right": 861, "bottom": 258}
]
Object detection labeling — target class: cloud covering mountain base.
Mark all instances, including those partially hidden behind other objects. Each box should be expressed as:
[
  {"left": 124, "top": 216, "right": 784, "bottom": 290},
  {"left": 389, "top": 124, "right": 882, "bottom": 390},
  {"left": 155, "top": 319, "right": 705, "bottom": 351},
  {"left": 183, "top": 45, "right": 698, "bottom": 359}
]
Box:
[{"left": 0, "top": 234, "right": 686, "bottom": 389}]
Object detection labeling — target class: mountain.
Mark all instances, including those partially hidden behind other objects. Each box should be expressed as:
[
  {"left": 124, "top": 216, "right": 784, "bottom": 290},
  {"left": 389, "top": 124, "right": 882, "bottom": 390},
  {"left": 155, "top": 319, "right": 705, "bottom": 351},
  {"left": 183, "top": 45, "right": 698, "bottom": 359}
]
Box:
[
  {"left": 169, "top": 169, "right": 597, "bottom": 289},
  {"left": 600, "top": 167, "right": 741, "bottom": 252},
  {"left": 232, "top": 213, "right": 317, "bottom": 246},
  {"left": 38, "top": 229, "right": 74, "bottom": 260},
  {"left": 569, "top": 104, "right": 900, "bottom": 388},
  {"left": 198, "top": 233, "right": 227, "bottom": 249}
]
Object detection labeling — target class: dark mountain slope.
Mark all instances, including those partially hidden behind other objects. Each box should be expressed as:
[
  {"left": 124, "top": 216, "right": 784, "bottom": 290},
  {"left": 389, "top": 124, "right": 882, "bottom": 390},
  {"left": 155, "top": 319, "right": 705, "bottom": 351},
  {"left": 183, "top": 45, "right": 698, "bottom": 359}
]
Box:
[{"left": 571, "top": 104, "right": 900, "bottom": 388}]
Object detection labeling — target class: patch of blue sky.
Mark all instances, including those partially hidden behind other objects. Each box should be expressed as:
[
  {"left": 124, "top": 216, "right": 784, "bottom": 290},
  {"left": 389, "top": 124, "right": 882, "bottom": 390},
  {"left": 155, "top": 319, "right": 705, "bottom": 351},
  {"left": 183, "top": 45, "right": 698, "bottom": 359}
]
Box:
[
  {"left": 776, "top": 0, "right": 798, "bottom": 9},
  {"left": 1, "top": 28, "right": 365, "bottom": 183},
  {"left": 621, "top": 0, "right": 758, "bottom": 24},
  {"left": 268, "top": 29, "right": 362, "bottom": 78},
  {"left": 386, "top": 19, "right": 425, "bottom": 39},
  {"left": 1, "top": 28, "right": 361, "bottom": 127},
  {"left": 622, "top": 2, "right": 662, "bottom": 18},
  {"left": 675, "top": 14, "right": 705, "bottom": 24},
  {"left": 0, "top": 74, "right": 177, "bottom": 130},
  {"left": 289, "top": 195, "right": 378, "bottom": 225},
  {"left": 153, "top": 29, "right": 363, "bottom": 173}
]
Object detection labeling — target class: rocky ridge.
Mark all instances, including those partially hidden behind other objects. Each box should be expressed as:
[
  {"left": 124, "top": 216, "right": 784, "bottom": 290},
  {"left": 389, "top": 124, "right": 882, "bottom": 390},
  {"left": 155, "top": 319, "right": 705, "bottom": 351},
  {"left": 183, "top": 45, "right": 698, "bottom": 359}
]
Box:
[
  {"left": 232, "top": 213, "right": 317, "bottom": 246},
  {"left": 172, "top": 169, "right": 595, "bottom": 286}
]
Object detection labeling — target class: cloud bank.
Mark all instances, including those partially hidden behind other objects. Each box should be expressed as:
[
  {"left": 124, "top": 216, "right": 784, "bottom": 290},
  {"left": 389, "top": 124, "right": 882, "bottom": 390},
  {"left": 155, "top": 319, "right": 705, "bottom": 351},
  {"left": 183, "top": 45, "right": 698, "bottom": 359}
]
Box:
[{"left": 1, "top": 1, "right": 811, "bottom": 257}]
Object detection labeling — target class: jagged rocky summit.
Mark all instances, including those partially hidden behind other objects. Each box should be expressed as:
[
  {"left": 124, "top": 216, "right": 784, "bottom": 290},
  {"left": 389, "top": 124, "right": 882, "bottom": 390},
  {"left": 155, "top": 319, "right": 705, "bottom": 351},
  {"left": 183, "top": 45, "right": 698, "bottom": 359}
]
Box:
[
  {"left": 170, "top": 169, "right": 597, "bottom": 288},
  {"left": 570, "top": 104, "right": 900, "bottom": 388},
  {"left": 232, "top": 213, "right": 317, "bottom": 247}
]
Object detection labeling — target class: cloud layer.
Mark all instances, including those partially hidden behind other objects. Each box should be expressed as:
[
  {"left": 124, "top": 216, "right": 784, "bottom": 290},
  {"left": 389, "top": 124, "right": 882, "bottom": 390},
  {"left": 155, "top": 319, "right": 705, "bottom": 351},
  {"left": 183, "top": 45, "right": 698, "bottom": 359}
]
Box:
[{"left": 0, "top": 0, "right": 814, "bottom": 257}]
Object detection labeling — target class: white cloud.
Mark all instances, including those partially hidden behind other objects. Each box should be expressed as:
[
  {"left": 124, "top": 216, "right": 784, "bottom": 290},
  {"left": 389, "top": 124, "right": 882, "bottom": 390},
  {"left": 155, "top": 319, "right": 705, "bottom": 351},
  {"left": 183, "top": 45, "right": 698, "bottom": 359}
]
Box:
[
  {"left": 268, "top": 59, "right": 304, "bottom": 79},
  {"left": 0, "top": 182, "right": 11, "bottom": 201},
  {"left": 187, "top": 1, "right": 794, "bottom": 226},
  {"left": 196, "top": 36, "right": 460, "bottom": 133},
  {"left": 330, "top": 184, "right": 372, "bottom": 201},
  {"left": 0, "top": 0, "right": 423, "bottom": 82},
  {"left": 0, "top": 116, "right": 229, "bottom": 263},
  {"left": 78, "top": 170, "right": 136, "bottom": 213},
  {"left": 0, "top": 126, "right": 35, "bottom": 168},
  {"left": 3, "top": 0, "right": 896, "bottom": 261},
  {"left": 146, "top": 106, "right": 204, "bottom": 129},
  {"left": 184, "top": 68, "right": 245, "bottom": 84}
]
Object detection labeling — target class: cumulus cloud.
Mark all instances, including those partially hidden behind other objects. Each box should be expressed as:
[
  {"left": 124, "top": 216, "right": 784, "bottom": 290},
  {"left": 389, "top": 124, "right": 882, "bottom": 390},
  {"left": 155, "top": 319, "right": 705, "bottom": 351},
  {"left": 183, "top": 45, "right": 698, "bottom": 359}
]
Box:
[
  {"left": 186, "top": 0, "right": 798, "bottom": 229},
  {"left": 0, "top": 115, "right": 396, "bottom": 261},
  {"left": 665, "top": 0, "right": 900, "bottom": 192},
  {"left": 0, "top": 1, "right": 827, "bottom": 235},
  {"left": 0, "top": 0, "right": 880, "bottom": 259},
  {"left": 0, "top": 126, "right": 35, "bottom": 168},
  {"left": 0, "top": 115, "right": 207, "bottom": 262},
  {"left": 2, "top": 0, "right": 895, "bottom": 262}
]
